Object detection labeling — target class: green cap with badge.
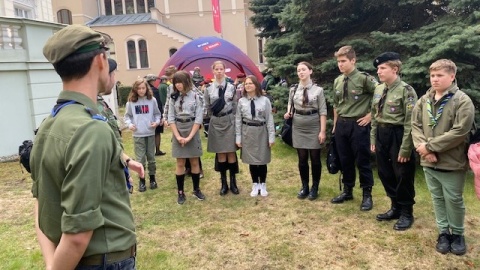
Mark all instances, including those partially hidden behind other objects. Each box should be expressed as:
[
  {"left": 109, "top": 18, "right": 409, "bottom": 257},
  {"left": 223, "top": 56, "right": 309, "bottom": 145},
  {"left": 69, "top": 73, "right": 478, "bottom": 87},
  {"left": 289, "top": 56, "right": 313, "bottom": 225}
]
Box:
[{"left": 43, "top": 24, "right": 106, "bottom": 64}]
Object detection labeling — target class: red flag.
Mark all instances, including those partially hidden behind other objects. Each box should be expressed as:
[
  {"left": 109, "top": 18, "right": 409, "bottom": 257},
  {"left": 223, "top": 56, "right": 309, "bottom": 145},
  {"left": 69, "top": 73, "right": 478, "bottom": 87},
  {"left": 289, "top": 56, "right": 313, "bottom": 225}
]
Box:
[{"left": 211, "top": 0, "right": 222, "bottom": 34}]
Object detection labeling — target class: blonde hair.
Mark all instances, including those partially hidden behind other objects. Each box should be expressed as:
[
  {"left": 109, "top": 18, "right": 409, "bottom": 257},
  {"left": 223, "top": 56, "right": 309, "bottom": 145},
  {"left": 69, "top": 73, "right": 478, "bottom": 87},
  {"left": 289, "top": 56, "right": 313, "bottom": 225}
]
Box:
[
  {"left": 430, "top": 59, "right": 457, "bottom": 75},
  {"left": 334, "top": 45, "right": 356, "bottom": 60},
  {"left": 211, "top": 60, "right": 225, "bottom": 70},
  {"left": 384, "top": 60, "right": 402, "bottom": 75}
]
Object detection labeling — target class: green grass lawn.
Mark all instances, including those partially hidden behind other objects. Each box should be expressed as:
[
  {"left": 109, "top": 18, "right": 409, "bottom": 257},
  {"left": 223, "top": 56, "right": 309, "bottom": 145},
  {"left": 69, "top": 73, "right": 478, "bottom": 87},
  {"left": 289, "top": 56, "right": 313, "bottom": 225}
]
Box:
[{"left": 0, "top": 127, "right": 479, "bottom": 269}]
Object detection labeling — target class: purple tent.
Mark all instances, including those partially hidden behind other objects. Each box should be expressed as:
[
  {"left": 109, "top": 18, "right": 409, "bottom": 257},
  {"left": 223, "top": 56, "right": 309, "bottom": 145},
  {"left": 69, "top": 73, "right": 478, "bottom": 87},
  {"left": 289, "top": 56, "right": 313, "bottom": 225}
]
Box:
[{"left": 158, "top": 36, "right": 263, "bottom": 82}]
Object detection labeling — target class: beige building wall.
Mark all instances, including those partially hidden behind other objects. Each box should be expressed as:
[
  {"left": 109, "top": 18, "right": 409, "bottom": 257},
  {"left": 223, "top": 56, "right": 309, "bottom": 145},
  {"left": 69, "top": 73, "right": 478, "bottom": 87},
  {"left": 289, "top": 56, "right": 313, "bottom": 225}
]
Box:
[
  {"left": 93, "top": 23, "right": 186, "bottom": 84},
  {"left": 0, "top": 0, "right": 53, "bottom": 21},
  {"left": 53, "top": 0, "right": 98, "bottom": 24},
  {"left": 49, "top": 0, "right": 264, "bottom": 84}
]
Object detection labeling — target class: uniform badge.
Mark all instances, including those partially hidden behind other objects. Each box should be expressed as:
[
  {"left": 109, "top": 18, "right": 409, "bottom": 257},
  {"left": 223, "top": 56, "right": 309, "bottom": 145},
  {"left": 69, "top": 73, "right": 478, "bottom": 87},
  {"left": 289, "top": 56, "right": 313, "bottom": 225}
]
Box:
[
  {"left": 390, "top": 107, "right": 396, "bottom": 112},
  {"left": 406, "top": 104, "right": 413, "bottom": 111},
  {"left": 354, "top": 96, "right": 359, "bottom": 100},
  {"left": 351, "top": 90, "right": 356, "bottom": 94}
]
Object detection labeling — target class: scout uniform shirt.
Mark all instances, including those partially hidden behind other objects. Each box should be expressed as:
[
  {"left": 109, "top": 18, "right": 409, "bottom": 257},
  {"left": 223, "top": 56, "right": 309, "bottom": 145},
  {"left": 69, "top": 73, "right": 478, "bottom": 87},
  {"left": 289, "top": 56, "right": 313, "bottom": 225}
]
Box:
[
  {"left": 31, "top": 91, "right": 136, "bottom": 257},
  {"left": 203, "top": 80, "right": 237, "bottom": 118},
  {"left": 370, "top": 77, "right": 417, "bottom": 157},
  {"left": 333, "top": 68, "right": 378, "bottom": 118},
  {"left": 97, "top": 95, "right": 122, "bottom": 144},
  {"left": 411, "top": 84, "right": 475, "bottom": 171},
  {"left": 235, "top": 95, "right": 276, "bottom": 145}
]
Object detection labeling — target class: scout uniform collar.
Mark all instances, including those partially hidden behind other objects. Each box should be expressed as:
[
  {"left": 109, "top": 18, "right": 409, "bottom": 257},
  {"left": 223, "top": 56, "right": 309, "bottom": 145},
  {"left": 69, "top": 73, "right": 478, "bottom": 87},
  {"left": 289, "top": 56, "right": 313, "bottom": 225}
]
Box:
[
  {"left": 344, "top": 68, "right": 359, "bottom": 78},
  {"left": 385, "top": 77, "right": 402, "bottom": 90},
  {"left": 57, "top": 91, "right": 99, "bottom": 113},
  {"left": 427, "top": 83, "right": 459, "bottom": 98}
]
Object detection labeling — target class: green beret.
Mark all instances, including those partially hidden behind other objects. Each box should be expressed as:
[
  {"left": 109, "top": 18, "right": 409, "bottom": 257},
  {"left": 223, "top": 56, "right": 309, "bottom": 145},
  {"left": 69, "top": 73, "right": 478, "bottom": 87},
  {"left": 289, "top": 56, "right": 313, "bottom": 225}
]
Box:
[
  {"left": 373, "top": 52, "right": 400, "bottom": 68},
  {"left": 43, "top": 24, "right": 105, "bottom": 64}
]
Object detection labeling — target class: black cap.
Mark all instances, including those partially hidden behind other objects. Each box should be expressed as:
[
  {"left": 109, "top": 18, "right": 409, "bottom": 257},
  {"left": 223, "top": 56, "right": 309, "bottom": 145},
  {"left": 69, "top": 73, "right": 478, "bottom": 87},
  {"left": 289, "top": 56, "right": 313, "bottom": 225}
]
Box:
[
  {"left": 108, "top": 59, "right": 117, "bottom": 73},
  {"left": 373, "top": 52, "right": 400, "bottom": 68}
]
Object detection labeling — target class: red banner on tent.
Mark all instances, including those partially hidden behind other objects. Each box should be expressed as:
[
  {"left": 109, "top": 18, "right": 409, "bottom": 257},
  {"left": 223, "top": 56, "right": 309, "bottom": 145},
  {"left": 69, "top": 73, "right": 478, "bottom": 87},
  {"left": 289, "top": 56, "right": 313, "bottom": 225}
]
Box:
[{"left": 211, "top": 0, "right": 222, "bottom": 34}]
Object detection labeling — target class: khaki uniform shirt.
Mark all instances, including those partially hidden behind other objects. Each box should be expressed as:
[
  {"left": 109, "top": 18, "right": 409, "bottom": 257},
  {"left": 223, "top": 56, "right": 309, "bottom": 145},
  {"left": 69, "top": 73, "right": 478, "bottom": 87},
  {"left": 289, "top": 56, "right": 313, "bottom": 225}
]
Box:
[
  {"left": 167, "top": 89, "right": 204, "bottom": 125},
  {"left": 370, "top": 77, "right": 417, "bottom": 157},
  {"left": 411, "top": 84, "right": 475, "bottom": 170},
  {"left": 204, "top": 80, "right": 237, "bottom": 118},
  {"left": 97, "top": 95, "right": 122, "bottom": 145},
  {"left": 31, "top": 91, "right": 136, "bottom": 256},
  {"left": 235, "top": 95, "right": 275, "bottom": 144},
  {"left": 333, "top": 68, "right": 378, "bottom": 117}
]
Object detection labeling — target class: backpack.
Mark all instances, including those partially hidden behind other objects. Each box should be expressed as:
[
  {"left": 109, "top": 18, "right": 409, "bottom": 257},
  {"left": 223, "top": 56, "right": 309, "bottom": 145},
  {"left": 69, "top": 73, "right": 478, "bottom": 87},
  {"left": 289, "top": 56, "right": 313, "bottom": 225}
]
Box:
[
  {"left": 19, "top": 100, "right": 107, "bottom": 173},
  {"left": 19, "top": 140, "right": 33, "bottom": 173}
]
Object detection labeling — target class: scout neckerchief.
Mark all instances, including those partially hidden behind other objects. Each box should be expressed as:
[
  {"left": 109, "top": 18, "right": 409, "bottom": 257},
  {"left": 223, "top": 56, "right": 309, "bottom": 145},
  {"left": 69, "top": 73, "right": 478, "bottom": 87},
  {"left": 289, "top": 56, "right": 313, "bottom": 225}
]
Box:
[{"left": 426, "top": 92, "right": 454, "bottom": 128}]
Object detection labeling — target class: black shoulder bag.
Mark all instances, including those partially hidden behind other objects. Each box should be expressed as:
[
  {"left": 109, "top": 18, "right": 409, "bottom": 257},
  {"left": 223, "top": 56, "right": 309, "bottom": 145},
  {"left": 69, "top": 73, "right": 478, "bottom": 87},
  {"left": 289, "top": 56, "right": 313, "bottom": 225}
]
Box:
[{"left": 281, "top": 86, "right": 298, "bottom": 147}]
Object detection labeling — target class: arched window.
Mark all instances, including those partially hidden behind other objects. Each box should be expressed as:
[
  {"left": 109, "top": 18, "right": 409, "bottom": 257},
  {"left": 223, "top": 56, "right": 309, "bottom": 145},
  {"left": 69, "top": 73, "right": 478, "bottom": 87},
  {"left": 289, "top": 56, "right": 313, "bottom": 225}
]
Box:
[
  {"left": 126, "top": 38, "right": 149, "bottom": 69},
  {"left": 138, "top": 40, "right": 149, "bottom": 68},
  {"left": 104, "top": 0, "right": 112, "bottom": 15},
  {"left": 127, "top": 40, "right": 137, "bottom": 69},
  {"left": 57, "top": 9, "right": 72, "bottom": 24},
  {"left": 169, "top": 48, "right": 177, "bottom": 57}
]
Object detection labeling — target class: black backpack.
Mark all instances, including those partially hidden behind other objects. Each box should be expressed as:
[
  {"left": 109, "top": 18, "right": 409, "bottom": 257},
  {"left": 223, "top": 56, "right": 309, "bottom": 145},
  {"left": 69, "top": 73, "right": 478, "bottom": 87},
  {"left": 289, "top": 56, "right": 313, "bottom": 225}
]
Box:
[
  {"left": 18, "top": 100, "right": 107, "bottom": 173},
  {"left": 19, "top": 140, "right": 33, "bottom": 173}
]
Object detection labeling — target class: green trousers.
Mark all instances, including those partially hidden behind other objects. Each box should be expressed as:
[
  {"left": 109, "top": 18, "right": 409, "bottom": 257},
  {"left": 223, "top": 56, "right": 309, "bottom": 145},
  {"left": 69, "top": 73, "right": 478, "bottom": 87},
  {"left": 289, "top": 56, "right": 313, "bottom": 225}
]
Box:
[
  {"left": 134, "top": 135, "right": 156, "bottom": 176},
  {"left": 423, "top": 167, "right": 466, "bottom": 235}
]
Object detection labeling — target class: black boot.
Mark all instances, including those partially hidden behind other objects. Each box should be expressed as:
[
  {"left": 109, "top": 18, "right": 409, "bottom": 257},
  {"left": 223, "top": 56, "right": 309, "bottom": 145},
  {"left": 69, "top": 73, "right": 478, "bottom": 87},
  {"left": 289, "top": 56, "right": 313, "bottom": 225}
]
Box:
[
  {"left": 139, "top": 177, "right": 146, "bottom": 192},
  {"left": 376, "top": 198, "right": 400, "bottom": 221},
  {"left": 219, "top": 162, "right": 228, "bottom": 196},
  {"left": 308, "top": 180, "right": 319, "bottom": 200},
  {"left": 229, "top": 163, "right": 239, "bottom": 194},
  {"left": 331, "top": 185, "right": 353, "bottom": 203},
  {"left": 308, "top": 164, "right": 321, "bottom": 200},
  {"left": 393, "top": 205, "right": 414, "bottom": 231},
  {"left": 149, "top": 175, "right": 158, "bottom": 189},
  {"left": 297, "top": 165, "right": 309, "bottom": 199},
  {"left": 360, "top": 187, "right": 373, "bottom": 211}
]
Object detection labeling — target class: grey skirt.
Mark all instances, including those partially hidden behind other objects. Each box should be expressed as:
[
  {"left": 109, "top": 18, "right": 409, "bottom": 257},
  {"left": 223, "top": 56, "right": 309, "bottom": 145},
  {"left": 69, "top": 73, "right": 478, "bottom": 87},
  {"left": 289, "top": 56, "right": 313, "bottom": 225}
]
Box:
[
  {"left": 292, "top": 113, "right": 321, "bottom": 149},
  {"left": 207, "top": 113, "right": 236, "bottom": 153},
  {"left": 172, "top": 121, "right": 203, "bottom": 158},
  {"left": 240, "top": 123, "right": 271, "bottom": 165}
]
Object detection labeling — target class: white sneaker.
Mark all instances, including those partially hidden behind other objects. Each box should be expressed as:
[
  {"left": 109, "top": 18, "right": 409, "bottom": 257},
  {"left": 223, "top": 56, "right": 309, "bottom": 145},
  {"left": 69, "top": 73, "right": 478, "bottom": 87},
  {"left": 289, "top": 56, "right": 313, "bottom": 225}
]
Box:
[
  {"left": 260, "top": 183, "right": 268, "bottom": 197},
  {"left": 250, "top": 183, "right": 259, "bottom": 197}
]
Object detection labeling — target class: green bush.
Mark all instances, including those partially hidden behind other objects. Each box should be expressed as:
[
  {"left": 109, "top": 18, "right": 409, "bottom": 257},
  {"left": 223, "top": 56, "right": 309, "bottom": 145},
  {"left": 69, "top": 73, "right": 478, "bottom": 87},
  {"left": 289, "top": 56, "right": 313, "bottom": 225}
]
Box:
[{"left": 118, "top": 85, "right": 132, "bottom": 106}]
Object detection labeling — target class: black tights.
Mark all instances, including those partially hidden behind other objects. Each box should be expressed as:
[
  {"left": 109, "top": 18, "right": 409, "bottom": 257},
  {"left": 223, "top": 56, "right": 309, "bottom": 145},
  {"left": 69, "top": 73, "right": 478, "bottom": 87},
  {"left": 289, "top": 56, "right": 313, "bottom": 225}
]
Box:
[
  {"left": 297, "top": 148, "right": 322, "bottom": 182},
  {"left": 249, "top": 165, "right": 267, "bottom": 183}
]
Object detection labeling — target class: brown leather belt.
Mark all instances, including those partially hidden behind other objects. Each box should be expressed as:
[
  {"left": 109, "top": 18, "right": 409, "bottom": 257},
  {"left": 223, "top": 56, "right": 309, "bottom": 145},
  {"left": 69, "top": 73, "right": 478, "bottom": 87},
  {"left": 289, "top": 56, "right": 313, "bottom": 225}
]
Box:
[{"left": 78, "top": 244, "right": 136, "bottom": 266}]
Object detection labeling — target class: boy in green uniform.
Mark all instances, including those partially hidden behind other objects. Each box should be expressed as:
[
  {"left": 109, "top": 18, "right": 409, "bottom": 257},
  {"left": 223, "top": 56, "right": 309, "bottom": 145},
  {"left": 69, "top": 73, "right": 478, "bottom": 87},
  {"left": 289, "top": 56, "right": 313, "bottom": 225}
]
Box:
[
  {"left": 411, "top": 59, "right": 474, "bottom": 255},
  {"left": 31, "top": 25, "right": 137, "bottom": 269},
  {"left": 98, "top": 59, "right": 145, "bottom": 193},
  {"left": 370, "top": 52, "right": 417, "bottom": 231},
  {"left": 331, "top": 46, "right": 378, "bottom": 211}
]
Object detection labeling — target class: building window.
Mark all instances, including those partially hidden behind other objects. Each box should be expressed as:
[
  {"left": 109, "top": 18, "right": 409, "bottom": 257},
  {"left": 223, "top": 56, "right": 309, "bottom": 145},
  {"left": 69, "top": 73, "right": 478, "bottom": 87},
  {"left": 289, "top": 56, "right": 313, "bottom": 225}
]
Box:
[
  {"left": 138, "top": 40, "right": 149, "bottom": 68},
  {"left": 114, "top": 0, "right": 123, "bottom": 15},
  {"left": 258, "top": 39, "right": 264, "bottom": 64},
  {"left": 147, "top": 0, "right": 155, "bottom": 10},
  {"left": 104, "top": 0, "right": 112, "bottom": 15},
  {"left": 14, "top": 7, "right": 31, "bottom": 18},
  {"left": 127, "top": 38, "right": 149, "bottom": 69},
  {"left": 57, "top": 9, "right": 72, "bottom": 24},
  {"left": 125, "top": 0, "right": 135, "bottom": 14},
  {"left": 169, "top": 48, "right": 177, "bottom": 57},
  {"left": 127, "top": 40, "right": 137, "bottom": 69},
  {"left": 136, "top": 0, "right": 145, "bottom": 13}
]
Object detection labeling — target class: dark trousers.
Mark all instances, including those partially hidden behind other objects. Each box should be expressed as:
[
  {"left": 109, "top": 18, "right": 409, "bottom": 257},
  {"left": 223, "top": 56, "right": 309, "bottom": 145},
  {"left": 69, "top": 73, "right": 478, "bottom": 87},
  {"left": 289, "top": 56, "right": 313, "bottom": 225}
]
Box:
[
  {"left": 375, "top": 125, "right": 416, "bottom": 206},
  {"left": 335, "top": 118, "right": 374, "bottom": 188}
]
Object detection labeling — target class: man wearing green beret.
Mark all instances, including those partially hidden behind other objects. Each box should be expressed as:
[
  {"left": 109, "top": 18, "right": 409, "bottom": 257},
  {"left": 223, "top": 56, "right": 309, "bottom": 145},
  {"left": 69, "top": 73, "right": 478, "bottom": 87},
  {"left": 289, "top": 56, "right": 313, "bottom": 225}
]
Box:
[
  {"left": 370, "top": 52, "right": 417, "bottom": 231},
  {"left": 30, "top": 25, "right": 137, "bottom": 269}
]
